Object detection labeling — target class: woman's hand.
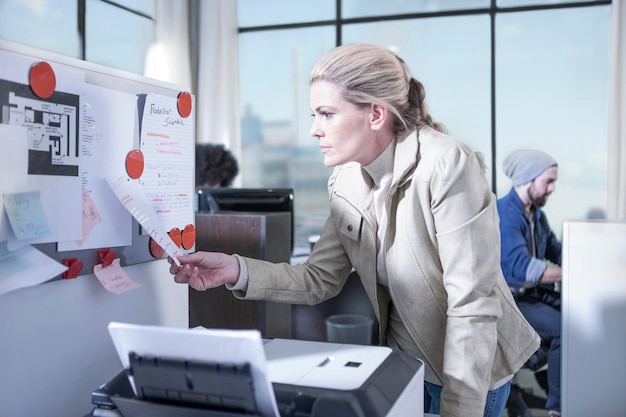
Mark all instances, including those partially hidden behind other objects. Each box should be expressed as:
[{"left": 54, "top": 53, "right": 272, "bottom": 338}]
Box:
[{"left": 168, "top": 252, "right": 240, "bottom": 291}]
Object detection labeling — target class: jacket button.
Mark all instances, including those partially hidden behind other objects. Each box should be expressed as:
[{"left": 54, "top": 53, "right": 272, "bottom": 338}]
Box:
[{"left": 347, "top": 224, "right": 353, "bottom": 232}]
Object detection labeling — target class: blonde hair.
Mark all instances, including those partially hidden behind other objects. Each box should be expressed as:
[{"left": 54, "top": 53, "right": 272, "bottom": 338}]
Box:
[{"left": 310, "top": 43, "right": 445, "bottom": 136}]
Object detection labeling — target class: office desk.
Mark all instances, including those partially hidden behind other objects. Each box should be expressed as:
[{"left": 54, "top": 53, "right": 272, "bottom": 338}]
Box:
[{"left": 191, "top": 212, "right": 293, "bottom": 338}]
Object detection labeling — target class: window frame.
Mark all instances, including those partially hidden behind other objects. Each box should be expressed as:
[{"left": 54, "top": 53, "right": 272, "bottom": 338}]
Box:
[{"left": 238, "top": 0, "right": 612, "bottom": 193}]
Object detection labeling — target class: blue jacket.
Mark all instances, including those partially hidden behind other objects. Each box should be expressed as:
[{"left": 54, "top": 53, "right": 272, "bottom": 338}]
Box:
[{"left": 497, "top": 188, "right": 562, "bottom": 288}]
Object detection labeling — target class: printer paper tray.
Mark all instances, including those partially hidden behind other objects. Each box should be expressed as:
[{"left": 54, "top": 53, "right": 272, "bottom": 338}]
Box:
[
  {"left": 93, "top": 369, "right": 263, "bottom": 417},
  {"left": 110, "top": 396, "right": 262, "bottom": 417}
]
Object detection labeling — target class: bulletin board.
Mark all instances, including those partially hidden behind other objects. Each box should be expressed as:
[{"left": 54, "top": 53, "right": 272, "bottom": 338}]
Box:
[{"left": 0, "top": 40, "right": 196, "bottom": 291}]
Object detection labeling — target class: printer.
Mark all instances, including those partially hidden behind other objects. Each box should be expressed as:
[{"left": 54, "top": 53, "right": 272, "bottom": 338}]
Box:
[
  {"left": 91, "top": 333, "right": 424, "bottom": 417},
  {"left": 264, "top": 338, "right": 423, "bottom": 417}
]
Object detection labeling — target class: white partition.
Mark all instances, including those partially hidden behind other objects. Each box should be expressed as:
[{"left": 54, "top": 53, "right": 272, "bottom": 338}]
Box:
[
  {"left": 562, "top": 220, "right": 626, "bottom": 416},
  {"left": 0, "top": 40, "right": 191, "bottom": 417},
  {"left": 0, "top": 259, "right": 187, "bottom": 417}
]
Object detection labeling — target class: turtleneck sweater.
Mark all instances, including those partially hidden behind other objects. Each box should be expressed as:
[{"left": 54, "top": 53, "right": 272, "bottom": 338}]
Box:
[{"left": 363, "top": 140, "right": 395, "bottom": 287}]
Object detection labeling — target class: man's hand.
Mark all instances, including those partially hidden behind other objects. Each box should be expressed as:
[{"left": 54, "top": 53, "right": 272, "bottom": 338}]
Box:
[{"left": 540, "top": 265, "right": 562, "bottom": 284}]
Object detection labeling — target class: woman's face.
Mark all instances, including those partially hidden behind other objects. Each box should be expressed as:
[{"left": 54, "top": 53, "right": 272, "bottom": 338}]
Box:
[{"left": 309, "top": 81, "right": 382, "bottom": 167}]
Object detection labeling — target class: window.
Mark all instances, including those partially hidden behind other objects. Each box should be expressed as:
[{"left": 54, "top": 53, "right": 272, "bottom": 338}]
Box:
[
  {"left": 342, "top": 15, "right": 492, "bottom": 170},
  {"left": 0, "top": 0, "right": 80, "bottom": 58},
  {"left": 85, "top": 0, "right": 155, "bottom": 74},
  {"left": 238, "top": 28, "right": 335, "bottom": 248},
  {"left": 0, "top": 0, "right": 155, "bottom": 76},
  {"left": 238, "top": 1, "right": 610, "bottom": 251},
  {"left": 342, "top": 0, "right": 489, "bottom": 18},
  {"left": 495, "top": 6, "right": 611, "bottom": 235},
  {"left": 238, "top": 0, "right": 335, "bottom": 27}
]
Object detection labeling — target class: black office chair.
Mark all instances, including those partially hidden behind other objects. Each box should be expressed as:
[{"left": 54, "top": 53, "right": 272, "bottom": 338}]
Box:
[
  {"left": 506, "top": 343, "right": 549, "bottom": 417},
  {"left": 506, "top": 286, "right": 550, "bottom": 417}
]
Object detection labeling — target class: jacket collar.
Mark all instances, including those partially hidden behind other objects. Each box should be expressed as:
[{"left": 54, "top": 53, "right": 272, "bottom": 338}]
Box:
[{"left": 392, "top": 127, "right": 420, "bottom": 187}]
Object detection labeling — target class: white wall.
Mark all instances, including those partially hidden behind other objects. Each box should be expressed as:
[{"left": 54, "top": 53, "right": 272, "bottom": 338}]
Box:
[
  {"left": 0, "top": 259, "right": 187, "bottom": 417},
  {"left": 562, "top": 220, "right": 626, "bottom": 416}
]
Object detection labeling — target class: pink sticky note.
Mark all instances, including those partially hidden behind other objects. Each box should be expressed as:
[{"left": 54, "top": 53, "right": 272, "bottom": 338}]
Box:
[
  {"left": 93, "top": 258, "right": 140, "bottom": 294},
  {"left": 76, "top": 188, "right": 103, "bottom": 246}
]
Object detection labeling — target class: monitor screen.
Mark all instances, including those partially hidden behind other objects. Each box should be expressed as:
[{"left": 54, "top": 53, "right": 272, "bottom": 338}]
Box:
[{"left": 197, "top": 188, "right": 294, "bottom": 253}]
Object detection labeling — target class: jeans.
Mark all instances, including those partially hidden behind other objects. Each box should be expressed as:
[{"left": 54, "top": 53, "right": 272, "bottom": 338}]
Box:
[
  {"left": 424, "top": 380, "right": 511, "bottom": 417},
  {"left": 517, "top": 295, "right": 561, "bottom": 412}
]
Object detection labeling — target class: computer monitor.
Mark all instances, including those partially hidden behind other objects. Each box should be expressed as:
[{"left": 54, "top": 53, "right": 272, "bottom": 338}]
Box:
[{"left": 196, "top": 187, "right": 294, "bottom": 253}]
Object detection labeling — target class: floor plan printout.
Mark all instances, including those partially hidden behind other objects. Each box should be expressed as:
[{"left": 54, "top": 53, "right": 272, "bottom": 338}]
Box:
[{"left": 0, "top": 49, "right": 82, "bottom": 245}]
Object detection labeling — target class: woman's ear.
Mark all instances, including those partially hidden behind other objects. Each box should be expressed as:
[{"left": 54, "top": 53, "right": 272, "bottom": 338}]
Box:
[{"left": 369, "top": 103, "right": 388, "bottom": 131}]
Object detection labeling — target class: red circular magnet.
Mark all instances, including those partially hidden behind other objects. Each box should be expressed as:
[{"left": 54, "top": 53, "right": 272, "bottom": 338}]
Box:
[
  {"left": 29, "top": 61, "right": 56, "bottom": 99},
  {"left": 125, "top": 149, "right": 144, "bottom": 179},
  {"left": 177, "top": 91, "right": 192, "bottom": 118},
  {"left": 181, "top": 224, "right": 196, "bottom": 250},
  {"left": 168, "top": 228, "right": 182, "bottom": 248},
  {"left": 149, "top": 238, "right": 165, "bottom": 259}
]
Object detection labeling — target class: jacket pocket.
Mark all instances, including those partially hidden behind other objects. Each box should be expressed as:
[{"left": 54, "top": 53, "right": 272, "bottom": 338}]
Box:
[{"left": 339, "top": 212, "right": 361, "bottom": 242}]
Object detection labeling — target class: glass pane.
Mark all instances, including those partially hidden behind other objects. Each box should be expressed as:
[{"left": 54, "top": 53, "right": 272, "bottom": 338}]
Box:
[
  {"left": 342, "top": 0, "right": 489, "bottom": 18},
  {"left": 342, "top": 16, "right": 493, "bottom": 185},
  {"left": 106, "top": 0, "right": 155, "bottom": 18},
  {"left": 498, "top": 0, "right": 606, "bottom": 7},
  {"left": 239, "top": 27, "right": 335, "bottom": 253},
  {"left": 238, "top": 0, "right": 336, "bottom": 27},
  {"left": 0, "top": 0, "right": 80, "bottom": 58},
  {"left": 86, "top": 0, "right": 155, "bottom": 74},
  {"left": 495, "top": 6, "right": 611, "bottom": 238}
]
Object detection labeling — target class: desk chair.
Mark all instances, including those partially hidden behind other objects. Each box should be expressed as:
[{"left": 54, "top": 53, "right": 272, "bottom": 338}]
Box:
[
  {"left": 506, "top": 344, "right": 549, "bottom": 417},
  {"left": 506, "top": 286, "right": 550, "bottom": 417}
]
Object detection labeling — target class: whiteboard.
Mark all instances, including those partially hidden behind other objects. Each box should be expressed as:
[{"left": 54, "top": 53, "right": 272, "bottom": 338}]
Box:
[{"left": 0, "top": 39, "right": 196, "bottom": 284}]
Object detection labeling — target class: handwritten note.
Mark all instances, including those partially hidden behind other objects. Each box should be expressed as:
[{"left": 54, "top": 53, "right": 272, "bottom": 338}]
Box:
[
  {"left": 106, "top": 175, "right": 182, "bottom": 266},
  {"left": 139, "top": 94, "right": 194, "bottom": 234},
  {"left": 2, "top": 192, "right": 51, "bottom": 240},
  {"left": 93, "top": 258, "right": 140, "bottom": 294}
]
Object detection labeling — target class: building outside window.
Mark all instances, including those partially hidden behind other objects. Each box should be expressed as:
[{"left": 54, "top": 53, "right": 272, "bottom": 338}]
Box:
[
  {"left": 237, "top": 0, "right": 611, "bottom": 253},
  {"left": 0, "top": 0, "right": 611, "bottom": 254}
]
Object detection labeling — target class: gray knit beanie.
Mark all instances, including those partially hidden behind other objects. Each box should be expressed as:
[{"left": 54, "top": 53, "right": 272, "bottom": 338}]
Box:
[{"left": 503, "top": 149, "right": 557, "bottom": 186}]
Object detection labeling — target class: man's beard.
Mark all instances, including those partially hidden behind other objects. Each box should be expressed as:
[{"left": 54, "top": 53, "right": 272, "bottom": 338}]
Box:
[{"left": 528, "top": 186, "right": 548, "bottom": 208}]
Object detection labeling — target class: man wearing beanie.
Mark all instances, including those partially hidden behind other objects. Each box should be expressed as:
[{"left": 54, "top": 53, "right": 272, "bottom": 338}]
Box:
[{"left": 497, "top": 149, "right": 562, "bottom": 417}]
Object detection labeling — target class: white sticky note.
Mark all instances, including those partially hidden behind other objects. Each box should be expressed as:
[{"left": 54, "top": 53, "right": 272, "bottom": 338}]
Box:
[{"left": 93, "top": 258, "right": 140, "bottom": 294}]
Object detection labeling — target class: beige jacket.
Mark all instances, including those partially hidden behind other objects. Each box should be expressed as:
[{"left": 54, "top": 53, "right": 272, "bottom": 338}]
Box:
[{"left": 236, "top": 126, "right": 540, "bottom": 417}]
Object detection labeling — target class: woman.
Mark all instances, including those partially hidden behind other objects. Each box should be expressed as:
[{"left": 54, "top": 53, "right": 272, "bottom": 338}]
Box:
[{"left": 170, "top": 43, "right": 539, "bottom": 417}]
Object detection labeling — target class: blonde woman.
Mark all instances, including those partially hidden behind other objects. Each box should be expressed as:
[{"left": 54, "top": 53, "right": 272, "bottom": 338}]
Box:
[{"left": 170, "top": 43, "right": 539, "bottom": 417}]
